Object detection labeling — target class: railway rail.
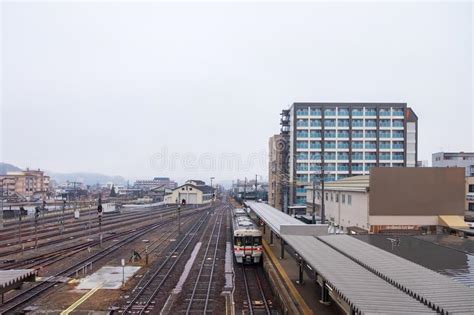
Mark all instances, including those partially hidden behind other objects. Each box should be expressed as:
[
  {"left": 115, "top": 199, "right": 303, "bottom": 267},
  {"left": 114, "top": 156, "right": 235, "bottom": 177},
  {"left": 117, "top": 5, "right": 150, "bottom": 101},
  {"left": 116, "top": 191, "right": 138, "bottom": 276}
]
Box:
[
  {"left": 0, "top": 205, "right": 178, "bottom": 244},
  {"left": 0, "top": 205, "right": 196, "bottom": 258},
  {"left": 121, "top": 209, "right": 213, "bottom": 314},
  {"left": 0, "top": 208, "right": 208, "bottom": 314},
  {"left": 183, "top": 207, "right": 226, "bottom": 314},
  {"left": 242, "top": 265, "right": 272, "bottom": 315},
  {"left": 1, "top": 206, "right": 206, "bottom": 270}
]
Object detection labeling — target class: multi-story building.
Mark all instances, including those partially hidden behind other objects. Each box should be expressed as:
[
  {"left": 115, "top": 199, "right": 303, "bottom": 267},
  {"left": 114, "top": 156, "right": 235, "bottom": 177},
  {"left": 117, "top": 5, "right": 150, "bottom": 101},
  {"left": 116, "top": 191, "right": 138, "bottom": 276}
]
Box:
[
  {"left": 282, "top": 103, "right": 418, "bottom": 205},
  {"left": 268, "top": 134, "right": 286, "bottom": 210},
  {"left": 0, "top": 168, "right": 50, "bottom": 201},
  {"left": 134, "top": 177, "right": 177, "bottom": 190},
  {"left": 432, "top": 152, "right": 474, "bottom": 177}
]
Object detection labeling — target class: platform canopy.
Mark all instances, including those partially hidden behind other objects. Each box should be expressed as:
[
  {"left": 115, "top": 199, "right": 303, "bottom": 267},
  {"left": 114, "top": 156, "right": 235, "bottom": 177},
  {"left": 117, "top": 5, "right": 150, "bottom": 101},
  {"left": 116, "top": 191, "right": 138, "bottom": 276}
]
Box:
[
  {"left": 284, "top": 235, "right": 436, "bottom": 315},
  {"left": 245, "top": 201, "right": 302, "bottom": 235},
  {"left": 319, "top": 235, "right": 474, "bottom": 314},
  {"left": 0, "top": 269, "right": 36, "bottom": 295}
]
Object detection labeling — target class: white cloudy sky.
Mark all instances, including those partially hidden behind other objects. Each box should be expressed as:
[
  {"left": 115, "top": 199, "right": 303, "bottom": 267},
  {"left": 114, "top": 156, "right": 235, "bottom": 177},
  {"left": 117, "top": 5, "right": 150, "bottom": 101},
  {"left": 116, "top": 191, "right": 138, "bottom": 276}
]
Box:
[{"left": 1, "top": 1, "right": 473, "bottom": 182}]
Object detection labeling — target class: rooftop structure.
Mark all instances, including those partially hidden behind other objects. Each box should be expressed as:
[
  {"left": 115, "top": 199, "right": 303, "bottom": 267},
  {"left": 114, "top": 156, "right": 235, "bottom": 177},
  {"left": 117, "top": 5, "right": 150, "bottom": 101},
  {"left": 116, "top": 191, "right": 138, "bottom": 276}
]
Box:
[
  {"left": 134, "top": 177, "right": 177, "bottom": 190},
  {"left": 245, "top": 201, "right": 474, "bottom": 314},
  {"left": 164, "top": 183, "right": 215, "bottom": 205},
  {"left": 307, "top": 167, "right": 467, "bottom": 234},
  {"left": 433, "top": 152, "right": 474, "bottom": 176},
  {"left": 0, "top": 269, "right": 36, "bottom": 296},
  {"left": 0, "top": 168, "right": 50, "bottom": 201}
]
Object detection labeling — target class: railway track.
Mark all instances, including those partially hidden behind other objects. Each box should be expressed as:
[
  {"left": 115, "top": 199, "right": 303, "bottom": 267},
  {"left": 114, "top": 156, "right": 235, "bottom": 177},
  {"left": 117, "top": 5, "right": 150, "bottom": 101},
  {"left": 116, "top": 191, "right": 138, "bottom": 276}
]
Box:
[
  {"left": 242, "top": 265, "right": 272, "bottom": 315},
  {"left": 0, "top": 209, "right": 207, "bottom": 314},
  {"left": 121, "top": 210, "right": 213, "bottom": 314},
  {"left": 0, "top": 204, "right": 165, "bottom": 236},
  {"left": 182, "top": 206, "right": 226, "bottom": 314},
  {"left": 0, "top": 205, "right": 178, "bottom": 244},
  {"left": 1, "top": 206, "right": 205, "bottom": 270},
  {"left": 0, "top": 205, "right": 195, "bottom": 258}
]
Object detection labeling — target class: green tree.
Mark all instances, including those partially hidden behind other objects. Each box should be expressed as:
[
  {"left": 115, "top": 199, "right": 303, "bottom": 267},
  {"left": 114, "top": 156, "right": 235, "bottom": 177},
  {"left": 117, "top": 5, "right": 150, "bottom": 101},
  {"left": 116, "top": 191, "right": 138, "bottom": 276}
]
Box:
[{"left": 110, "top": 184, "right": 117, "bottom": 197}]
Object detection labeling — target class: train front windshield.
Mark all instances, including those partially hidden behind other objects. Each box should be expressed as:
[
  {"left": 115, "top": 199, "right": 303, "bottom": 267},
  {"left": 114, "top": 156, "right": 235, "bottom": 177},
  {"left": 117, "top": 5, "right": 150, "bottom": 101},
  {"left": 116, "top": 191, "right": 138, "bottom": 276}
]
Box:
[
  {"left": 235, "top": 237, "right": 242, "bottom": 246},
  {"left": 234, "top": 236, "right": 262, "bottom": 247},
  {"left": 253, "top": 237, "right": 262, "bottom": 246}
]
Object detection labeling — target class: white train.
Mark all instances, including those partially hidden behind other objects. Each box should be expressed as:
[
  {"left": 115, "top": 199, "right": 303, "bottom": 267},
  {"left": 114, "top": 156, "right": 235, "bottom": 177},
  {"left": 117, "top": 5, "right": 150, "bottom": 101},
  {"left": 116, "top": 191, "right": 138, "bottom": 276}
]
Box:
[{"left": 232, "top": 208, "right": 263, "bottom": 264}]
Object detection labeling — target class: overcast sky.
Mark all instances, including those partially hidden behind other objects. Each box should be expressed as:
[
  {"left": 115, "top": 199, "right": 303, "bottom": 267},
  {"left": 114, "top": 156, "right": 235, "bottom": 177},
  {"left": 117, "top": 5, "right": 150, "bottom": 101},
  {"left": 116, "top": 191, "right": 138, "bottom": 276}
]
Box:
[{"left": 1, "top": 1, "right": 473, "bottom": 183}]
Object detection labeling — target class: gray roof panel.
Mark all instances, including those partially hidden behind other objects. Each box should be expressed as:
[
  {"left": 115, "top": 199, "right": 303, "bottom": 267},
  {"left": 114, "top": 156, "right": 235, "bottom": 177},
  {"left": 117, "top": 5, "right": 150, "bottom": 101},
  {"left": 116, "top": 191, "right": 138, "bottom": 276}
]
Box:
[
  {"left": 283, "top": 235, "right": 435, "bottom": 315},
  {"left": 319, "top": 235, "right": 474, "bottom": 314},
  {"left": 245, "top": 201, "right": 301, "bottom": 235}
]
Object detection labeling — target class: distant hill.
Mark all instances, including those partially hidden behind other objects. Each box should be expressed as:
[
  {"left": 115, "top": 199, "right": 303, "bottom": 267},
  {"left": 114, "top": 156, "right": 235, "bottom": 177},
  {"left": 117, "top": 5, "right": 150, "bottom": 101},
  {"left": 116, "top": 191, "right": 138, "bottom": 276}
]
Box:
[
  {"left": 0, "top": 162, "right": 126, "bottom": 186},
  {"left": 46, "top": 171, "right": 127, "bottom": 186},
  {"left": 0, "top": 162, "right": 22, "bottom": 175}
]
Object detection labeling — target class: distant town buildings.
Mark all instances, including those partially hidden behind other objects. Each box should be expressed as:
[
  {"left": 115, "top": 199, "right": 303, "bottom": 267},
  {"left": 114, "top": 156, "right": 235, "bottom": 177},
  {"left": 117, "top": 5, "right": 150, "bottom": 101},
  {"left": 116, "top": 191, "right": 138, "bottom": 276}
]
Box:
[
  {"left": 0, "top": 168, "right": 50, "bottom": 201},
  {"left": 432, "top": 152, "right": 474, "bottom": 176},
  {"left": 231, "top": 178, "right": 268, "bottom": 202},
  {"left": 279, "top": 103, "right": 418, "bottom": 206},
  {"left": 134, "top": 177, "right": 177, "bottom": 190},
  {"left": 306, "top": 167, "right": 467, "bottom": 234}
]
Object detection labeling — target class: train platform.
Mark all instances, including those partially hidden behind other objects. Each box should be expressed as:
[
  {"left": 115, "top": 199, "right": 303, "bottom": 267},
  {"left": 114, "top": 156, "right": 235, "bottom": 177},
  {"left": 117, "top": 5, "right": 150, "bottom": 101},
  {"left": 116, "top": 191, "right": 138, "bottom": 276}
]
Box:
[
  {"left": 261, "top": 231, "right": 343, "bottom": 315},
  {"left": 246, "top": 201, "right": 474, "bottom": 314}
]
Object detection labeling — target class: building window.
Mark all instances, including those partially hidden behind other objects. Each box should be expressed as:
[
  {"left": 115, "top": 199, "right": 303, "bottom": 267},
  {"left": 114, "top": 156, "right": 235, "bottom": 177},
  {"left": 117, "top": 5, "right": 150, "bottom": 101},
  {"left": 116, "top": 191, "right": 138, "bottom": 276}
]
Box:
[
  {"left": 335, "top": 194, "right": 339, "bottom": 202},
  {"left": 338, "top": 108, "right": 349, "bottom": 116},
  {"left": 348, "top": 195, "right": 352, "bottom": 205},
  {"left": 469, "top": 203, "right": 474, "bottom": 211},
  {"left": 469, "top": 185, "right": 474, "bottom": 193},
  {"left": 325, "top": 193, "right": 328, "bottom": 201},
  {"left": 342, "top": 194, "right": 346, "bottom": 203},
  {"left": 330, "top": 193, "right": 333, "bottom": 202}
]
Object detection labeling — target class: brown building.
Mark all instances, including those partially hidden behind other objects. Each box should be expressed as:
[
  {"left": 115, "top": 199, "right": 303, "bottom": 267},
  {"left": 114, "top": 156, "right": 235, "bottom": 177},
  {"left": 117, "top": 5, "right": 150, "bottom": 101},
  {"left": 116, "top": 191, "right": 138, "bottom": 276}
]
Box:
[
  {"left": 268, "top": 134, "right": 286, "bottom": 210},
  {"left": 0, "top": 169, "right": 50, "bottom": 201},
  {"left": 306, "top": 167, "right": 467, "bottom": 234}
]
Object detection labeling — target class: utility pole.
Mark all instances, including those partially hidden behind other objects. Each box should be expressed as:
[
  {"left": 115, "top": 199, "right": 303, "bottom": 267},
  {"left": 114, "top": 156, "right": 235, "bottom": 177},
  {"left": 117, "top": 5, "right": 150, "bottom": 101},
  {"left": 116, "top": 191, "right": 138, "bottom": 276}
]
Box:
[
  {"left": 97, "top": 196, "right": 103, "bottom": 246},
  {"left": 312, "top": 178, "right": 316, "bottom": 224},
  {"left": 34, "top": 206, "right": 39, "bottom": 249},
  {"left": 321, "top": 168, "right": 326, "bottom": 225},
  {"left": 243, "top": 177, "right": 247, "bottom": 201},
  {"left": 61, "top": 198, "right": 66, "bottom": 234},
  {"left": 0, "top": 179, "right": 4, "bottom": 229},
  {"left": 255, "top": 175, "right": 258, "bottom": 201},
  {"left": 18, "top": 206, "right": 24, "bottom": 249},
  {"left": 178, "top": 204, "right": 181, "bottom": 235}
]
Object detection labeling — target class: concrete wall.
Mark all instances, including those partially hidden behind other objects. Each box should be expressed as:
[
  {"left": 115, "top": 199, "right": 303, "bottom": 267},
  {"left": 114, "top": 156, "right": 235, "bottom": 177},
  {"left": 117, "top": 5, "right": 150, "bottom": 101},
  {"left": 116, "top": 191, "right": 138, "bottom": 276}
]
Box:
[
  {"left": 322, "top": 190, "right": 369, "bottom": 231},
  {"left": 369, "top": 167, "right": 466, "bottom": 216}
]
